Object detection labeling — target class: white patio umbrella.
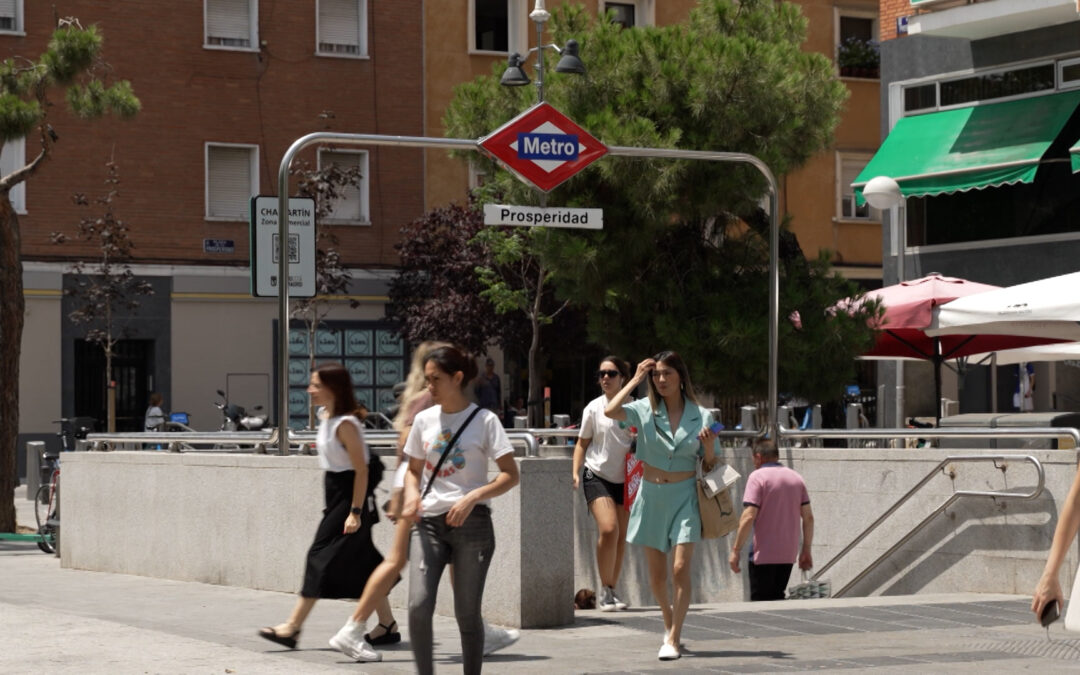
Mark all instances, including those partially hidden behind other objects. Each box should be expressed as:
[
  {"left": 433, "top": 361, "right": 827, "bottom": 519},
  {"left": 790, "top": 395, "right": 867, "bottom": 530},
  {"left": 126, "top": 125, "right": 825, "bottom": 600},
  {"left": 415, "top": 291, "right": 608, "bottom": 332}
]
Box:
[
  {"left": 967, "top": 342, "right": 1080, "bottom": 366},
  {"left": 929, "top": 270, "right": 1080, "bottom": 341}
]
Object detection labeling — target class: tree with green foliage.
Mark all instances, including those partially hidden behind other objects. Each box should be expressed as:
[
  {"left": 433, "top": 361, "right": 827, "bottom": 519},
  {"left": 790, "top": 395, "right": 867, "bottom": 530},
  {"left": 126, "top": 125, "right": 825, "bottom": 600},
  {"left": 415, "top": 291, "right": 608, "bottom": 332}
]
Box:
[
  {"left": 445, "top": 0, "right": 877, "bottom": 406},
  {"left": 0, "top": 19, "right": 139, "bottom": 532}
]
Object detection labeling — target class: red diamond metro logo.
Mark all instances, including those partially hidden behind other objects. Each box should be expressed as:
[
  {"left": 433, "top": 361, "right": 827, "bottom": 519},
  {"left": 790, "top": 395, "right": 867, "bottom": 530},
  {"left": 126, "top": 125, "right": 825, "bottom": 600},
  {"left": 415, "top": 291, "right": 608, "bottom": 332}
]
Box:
[{"left": 479, "top": 102, "right": 608, "bottom": 193}]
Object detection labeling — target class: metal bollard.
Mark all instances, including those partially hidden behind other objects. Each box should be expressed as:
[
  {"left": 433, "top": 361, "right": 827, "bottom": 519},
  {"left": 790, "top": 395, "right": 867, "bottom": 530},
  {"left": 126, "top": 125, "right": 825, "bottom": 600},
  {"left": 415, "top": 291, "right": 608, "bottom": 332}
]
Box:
[
  {"left": 513, "top": 416, "right": 528, "bottom": 429},
  {"left": 25, "top": 441, "right": 44, "bottom": 500},
  {"left": 739, "top": 406, "right": 758, "bottom": 432}
]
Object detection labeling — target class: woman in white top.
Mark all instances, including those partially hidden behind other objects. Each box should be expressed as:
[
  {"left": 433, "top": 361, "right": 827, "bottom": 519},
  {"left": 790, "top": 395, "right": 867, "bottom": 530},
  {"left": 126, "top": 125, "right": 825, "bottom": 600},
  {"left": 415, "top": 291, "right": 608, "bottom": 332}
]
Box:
[
  {"left": 328, "top": 340, "right": 447, "bottom": 661},
  {"left": 573, "top": 356, "right": 633, "bottom": 612},
  {"left": 402, "top": 345, "right": 520, "bottom": 675},
  {"left": 258, "top": 362, "right": 389, "bottom": 655}
]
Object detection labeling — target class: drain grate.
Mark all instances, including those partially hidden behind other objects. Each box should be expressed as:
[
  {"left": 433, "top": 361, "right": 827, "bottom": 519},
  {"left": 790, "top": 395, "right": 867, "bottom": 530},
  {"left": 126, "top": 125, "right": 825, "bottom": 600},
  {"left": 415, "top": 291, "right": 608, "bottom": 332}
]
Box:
[{"left": 968, "top": 638, "right": 1080, "bottom": 661}]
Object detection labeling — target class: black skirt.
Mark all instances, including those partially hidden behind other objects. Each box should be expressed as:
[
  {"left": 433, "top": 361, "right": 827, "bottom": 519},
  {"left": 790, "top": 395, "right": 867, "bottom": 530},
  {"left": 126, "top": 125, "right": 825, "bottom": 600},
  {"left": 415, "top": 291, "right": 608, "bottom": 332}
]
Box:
[{"left": 300, "top": 470, "right": 384, "bottom": 599}]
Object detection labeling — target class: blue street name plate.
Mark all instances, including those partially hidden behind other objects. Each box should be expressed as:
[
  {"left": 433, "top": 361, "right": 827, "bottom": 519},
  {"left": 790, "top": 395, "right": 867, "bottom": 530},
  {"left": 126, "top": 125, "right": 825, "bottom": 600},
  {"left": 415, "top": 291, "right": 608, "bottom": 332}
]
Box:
[
  {"left": 204, "top": 238, "right": 235, "bottom": 254},
  {"left": 517, "top": 132, "right": 579, "bottom": 161}
]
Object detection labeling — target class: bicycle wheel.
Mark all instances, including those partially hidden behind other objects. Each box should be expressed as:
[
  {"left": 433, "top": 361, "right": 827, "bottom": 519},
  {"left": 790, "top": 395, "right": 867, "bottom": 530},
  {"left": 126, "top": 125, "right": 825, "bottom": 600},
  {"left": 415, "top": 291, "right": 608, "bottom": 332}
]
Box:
[{"left": 34, "top": 484, "right": 57, "bottom": 554}]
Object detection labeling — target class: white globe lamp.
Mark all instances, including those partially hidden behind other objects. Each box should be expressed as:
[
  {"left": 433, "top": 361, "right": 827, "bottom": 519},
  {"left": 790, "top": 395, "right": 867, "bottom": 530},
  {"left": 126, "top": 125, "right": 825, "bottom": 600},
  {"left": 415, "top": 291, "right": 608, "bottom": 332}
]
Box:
[{"left": 862, "top": 175, "right": 902, "bottom": 210}]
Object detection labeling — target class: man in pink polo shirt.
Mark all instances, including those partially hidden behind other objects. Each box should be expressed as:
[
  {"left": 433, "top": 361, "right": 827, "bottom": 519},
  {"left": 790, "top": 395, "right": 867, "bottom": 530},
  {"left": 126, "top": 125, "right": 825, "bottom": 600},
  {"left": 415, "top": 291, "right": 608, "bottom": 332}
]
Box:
[{"left": 728, "top": 439, "right": 814, "bottom": 601}]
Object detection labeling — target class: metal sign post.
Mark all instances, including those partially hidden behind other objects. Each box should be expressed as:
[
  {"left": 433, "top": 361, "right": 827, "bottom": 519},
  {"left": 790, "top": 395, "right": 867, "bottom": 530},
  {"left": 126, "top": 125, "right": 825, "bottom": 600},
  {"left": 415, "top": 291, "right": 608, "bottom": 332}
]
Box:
[{"left": 274, "top": 132, "right": 779, "bottom": 455}]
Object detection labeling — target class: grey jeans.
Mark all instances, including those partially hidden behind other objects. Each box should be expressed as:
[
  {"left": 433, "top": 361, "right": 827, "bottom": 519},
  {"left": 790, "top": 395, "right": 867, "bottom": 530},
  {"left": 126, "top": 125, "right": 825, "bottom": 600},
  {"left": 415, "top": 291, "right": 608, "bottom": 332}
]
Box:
[{"left": 408, "top": 505, "right": 495, "bottom": 675}]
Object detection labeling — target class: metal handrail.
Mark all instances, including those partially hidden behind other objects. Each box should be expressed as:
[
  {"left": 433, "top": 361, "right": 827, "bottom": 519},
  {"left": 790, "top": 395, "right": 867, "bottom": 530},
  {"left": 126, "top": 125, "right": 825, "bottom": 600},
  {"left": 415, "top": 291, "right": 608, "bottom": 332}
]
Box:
[
  {"left": 82, "top": 429, "right": 542, "bottom": 457},
  {"left": 811, "top": 453, "right": 1045, "bottom": 598},
  {"left": 781, "top": 427, "right": 1080, "bottom": 443}
]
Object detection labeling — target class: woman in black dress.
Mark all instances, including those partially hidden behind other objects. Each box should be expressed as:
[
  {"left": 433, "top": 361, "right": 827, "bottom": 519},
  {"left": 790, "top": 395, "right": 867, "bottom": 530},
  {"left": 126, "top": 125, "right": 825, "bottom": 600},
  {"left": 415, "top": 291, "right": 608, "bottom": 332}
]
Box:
[{"left": 258, "top": 362, "right": 390, "bottom": 660}]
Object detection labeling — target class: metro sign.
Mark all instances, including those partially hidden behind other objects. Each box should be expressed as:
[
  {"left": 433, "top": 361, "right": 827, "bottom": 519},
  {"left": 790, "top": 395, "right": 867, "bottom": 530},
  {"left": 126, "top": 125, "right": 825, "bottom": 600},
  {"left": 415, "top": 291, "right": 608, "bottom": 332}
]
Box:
[{"left": 479, "top": 102, "right": 607, "bottom": 193}]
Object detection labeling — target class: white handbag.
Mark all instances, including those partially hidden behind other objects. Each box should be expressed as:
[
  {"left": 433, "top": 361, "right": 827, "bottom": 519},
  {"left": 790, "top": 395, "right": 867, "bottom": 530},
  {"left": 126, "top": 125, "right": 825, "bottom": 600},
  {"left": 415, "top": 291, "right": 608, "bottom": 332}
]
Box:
[{"left": 700, "top": 461, "right": 741, "bottom": 498}]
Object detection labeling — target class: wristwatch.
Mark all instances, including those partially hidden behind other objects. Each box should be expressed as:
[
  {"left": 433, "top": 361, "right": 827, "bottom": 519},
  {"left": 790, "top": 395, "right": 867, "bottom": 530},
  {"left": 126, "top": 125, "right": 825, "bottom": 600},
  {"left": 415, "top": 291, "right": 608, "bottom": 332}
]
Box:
[{"left": 350, "top": 506, "right": 363, "bottom": 515}]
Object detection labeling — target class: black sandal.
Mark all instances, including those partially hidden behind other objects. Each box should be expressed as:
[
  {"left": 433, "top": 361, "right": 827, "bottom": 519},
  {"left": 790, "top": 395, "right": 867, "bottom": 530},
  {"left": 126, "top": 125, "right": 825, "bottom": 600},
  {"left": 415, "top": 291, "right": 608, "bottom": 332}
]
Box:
[
  {"left": 365, "top": 620, "right": 402, "bottom": 646},
  {"left": 258, "top": 626, "right": 300, "bottom": 649}
]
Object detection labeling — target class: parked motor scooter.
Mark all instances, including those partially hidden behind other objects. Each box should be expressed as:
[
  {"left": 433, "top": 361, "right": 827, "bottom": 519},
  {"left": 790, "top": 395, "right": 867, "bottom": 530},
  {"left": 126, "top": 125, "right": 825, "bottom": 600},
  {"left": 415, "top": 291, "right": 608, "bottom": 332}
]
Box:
[{"left": 214, "top": 389, "right": 268, "bottom": 431}]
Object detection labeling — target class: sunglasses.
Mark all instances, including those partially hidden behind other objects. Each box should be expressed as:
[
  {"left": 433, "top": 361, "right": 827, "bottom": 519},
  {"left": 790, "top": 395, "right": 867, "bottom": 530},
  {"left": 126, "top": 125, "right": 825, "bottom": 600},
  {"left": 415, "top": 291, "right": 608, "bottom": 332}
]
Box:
[{"left": 597, "top": 369, "right": 621, "bottom": 379}]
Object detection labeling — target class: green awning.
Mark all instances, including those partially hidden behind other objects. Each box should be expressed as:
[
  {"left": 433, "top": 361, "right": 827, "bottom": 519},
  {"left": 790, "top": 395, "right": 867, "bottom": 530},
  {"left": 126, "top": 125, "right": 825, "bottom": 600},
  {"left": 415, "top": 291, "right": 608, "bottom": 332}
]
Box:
[{"left": 854, "top": 90, "right": 1080, "bottom": 205}]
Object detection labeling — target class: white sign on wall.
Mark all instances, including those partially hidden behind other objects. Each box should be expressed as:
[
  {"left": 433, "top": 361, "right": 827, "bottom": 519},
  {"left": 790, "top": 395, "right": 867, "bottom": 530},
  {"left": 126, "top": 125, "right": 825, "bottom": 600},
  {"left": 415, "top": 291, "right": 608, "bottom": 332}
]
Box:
[
  {"left": 250, "top": 196, "right": 316, "bottom": 298},
  {"left": 482, "top": 204, "right": 603, "bottom": 230}
]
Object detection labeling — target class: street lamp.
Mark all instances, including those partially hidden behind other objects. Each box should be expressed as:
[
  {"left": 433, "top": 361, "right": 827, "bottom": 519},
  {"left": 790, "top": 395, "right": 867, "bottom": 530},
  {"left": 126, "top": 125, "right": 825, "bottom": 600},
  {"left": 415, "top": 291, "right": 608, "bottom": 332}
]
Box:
[
  {"left": 499, "top": 1, "right": 585, "bottom": 102},
  {"left": 863, "top": 175, "right": 907, "bottom": 428}
]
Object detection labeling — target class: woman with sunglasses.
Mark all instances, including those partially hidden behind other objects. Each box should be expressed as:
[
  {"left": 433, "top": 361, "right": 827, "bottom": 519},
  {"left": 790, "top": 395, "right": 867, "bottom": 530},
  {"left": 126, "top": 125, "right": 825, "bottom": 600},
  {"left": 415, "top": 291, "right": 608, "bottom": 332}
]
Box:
[
  {"left": 605, "top": 351, "right": 719, "bottom": 661},
  {"left": 573, "top": 356, "right": 633, "bottom": 612}
]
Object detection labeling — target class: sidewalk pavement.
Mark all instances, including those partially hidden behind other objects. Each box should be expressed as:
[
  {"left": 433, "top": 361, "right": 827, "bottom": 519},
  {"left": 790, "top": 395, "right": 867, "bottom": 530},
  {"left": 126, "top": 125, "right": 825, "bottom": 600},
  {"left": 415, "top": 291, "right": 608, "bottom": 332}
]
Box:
[{"left": 7, "top": 494, "right": 1080, "bottom": 673}]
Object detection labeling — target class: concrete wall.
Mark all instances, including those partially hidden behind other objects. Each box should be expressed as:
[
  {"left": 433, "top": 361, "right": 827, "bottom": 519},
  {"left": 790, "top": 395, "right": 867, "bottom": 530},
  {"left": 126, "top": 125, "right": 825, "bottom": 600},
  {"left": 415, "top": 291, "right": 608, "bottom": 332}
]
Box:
[
  {"left": 60, "top": 453, "right": 573, "bottom": 629},
  {"left": 62, "top": 447, "right": 1078, "bottom": 627},
  {"left": 576, "top": 445, "right": 1080, "bottom": 605}
]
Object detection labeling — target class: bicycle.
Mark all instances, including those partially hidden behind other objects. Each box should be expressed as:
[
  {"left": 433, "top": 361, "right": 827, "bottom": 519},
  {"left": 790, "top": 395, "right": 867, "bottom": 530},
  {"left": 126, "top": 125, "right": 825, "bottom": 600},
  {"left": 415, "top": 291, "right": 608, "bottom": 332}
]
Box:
[{"left": 35, "top": 447, "right": 60, "bottom": 554}]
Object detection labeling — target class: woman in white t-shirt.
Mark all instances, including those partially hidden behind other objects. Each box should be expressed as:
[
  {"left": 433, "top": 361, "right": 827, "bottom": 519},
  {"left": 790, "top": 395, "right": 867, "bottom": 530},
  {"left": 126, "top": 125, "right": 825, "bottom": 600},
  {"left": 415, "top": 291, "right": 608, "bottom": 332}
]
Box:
[
  {"left": 573, "top": 356, "right": 633, "bottom": 612},
  {"left": 402, "top": 345, "right": 520, "bottom": 675},
  {"left": 258, "top": 363, "right": 388, "bottom": 659}
]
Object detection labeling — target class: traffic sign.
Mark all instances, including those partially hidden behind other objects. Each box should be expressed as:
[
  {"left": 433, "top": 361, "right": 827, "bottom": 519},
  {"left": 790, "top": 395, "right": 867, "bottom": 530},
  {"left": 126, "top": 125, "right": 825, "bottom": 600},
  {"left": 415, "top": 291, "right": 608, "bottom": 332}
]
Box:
[
  {"left": 483, "top": 204, "right": 602, "bottom": 229},
  {"left": 479, "top": 102, "right": 607, "bottom": 193},
  {"left": 250, "top": 196, "right": 316, "bottom": 298}
]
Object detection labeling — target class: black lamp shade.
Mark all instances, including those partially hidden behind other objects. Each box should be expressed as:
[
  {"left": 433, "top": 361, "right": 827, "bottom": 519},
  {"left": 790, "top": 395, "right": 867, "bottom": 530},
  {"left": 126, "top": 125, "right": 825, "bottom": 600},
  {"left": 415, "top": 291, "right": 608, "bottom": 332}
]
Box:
[
  {"left": 500, "top": 53, "right": 530, "bottom": 87},
  {"left": 554, "top": 39, "right": 585, "bottom": 74}
]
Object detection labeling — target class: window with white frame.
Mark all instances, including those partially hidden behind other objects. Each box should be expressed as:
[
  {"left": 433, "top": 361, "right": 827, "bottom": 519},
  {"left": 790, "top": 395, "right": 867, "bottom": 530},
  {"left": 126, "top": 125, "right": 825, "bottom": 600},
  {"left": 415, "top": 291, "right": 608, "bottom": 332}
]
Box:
[
  {"left": 838, "top": 153, "right": 873, "bottom": 221},
  {"left": 835, "top": 10, "right": 879, "bottom": 79},
  {"left": 601, "top": 1, "right": 652, "bottom": 28},
  {"left": 1, "top": 137, "right": 25, "bottom": 213},
  {"left": 205, "top": 0, "right": 257, "bottom": 50},
  {"left": 470, "top": 0, "right": 524, "bottom": 54},
  {"left": 0, "top": 1, "right": 24, "bottom": 34},
  {"left": 206, "top": 143, "right": 258, "bottom": 221},
  {"left": 318, "top": 0, "right": 367, "bottom": 57},
  {"left": 318, "top": 149, "right": 369, "bottom": 224}
]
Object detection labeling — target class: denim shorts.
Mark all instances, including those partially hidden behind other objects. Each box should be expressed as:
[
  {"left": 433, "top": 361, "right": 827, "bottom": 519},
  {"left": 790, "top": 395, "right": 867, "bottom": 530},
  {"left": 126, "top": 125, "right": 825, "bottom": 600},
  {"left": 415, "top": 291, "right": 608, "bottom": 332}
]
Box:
[{"left": 582, "top": 466, "right": 624, "bottom": 505}]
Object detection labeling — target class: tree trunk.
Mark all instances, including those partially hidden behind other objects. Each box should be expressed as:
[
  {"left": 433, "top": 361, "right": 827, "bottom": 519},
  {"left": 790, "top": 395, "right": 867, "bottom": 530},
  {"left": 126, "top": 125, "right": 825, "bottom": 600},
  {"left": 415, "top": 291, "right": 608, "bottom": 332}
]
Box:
[
  {"left": 0, "top": 197, "right": 24, "bottom": 532},
  {"left": 527, "top": 266, "right": 544, "bottom": 429}
]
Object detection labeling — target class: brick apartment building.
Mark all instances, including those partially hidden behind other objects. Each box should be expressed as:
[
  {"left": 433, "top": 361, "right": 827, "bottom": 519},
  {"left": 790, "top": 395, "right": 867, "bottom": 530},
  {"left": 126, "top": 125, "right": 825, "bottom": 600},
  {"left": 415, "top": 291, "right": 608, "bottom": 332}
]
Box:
[
  {"left": 18, "top": 0, "right": 423, "bottom": 451},
  {"left": 17, "top": 1, "right": 883, "bottom": 458}
]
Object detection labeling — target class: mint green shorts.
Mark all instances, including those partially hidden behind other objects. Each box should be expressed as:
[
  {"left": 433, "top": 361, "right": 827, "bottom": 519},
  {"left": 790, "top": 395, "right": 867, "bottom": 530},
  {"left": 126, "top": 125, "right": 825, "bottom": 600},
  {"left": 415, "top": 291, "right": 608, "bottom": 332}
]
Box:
[{"left": 626, "top": 477, "right": 700, "bottom": 552}]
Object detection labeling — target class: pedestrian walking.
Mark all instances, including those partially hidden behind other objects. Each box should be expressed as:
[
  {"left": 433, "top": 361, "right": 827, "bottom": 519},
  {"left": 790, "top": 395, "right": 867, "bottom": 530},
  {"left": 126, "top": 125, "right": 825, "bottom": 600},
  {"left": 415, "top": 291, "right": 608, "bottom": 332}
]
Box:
[
  {"left": 573, "top": 356, "right": 633, "bottom": 612},
  {"left": 257, "top": 362, "right": 389, "bottom": 656},
  {"left": 1032, "top": 460, "right": 1080, "bottom": 623},
  {"left": 327, "top": 341, "right": 441, "bottom": 661},
  {"left": 144, "top": 392, "right": 165, "bottom": 431},
  {"left": 729, "top": 439, "right": 814, "bottom": 601},
  {"left": 605, "top": 351, "right": 719, "bottom": 661},
  {"left": 402, "top": 345, "right": 520, "bottom": 675}
]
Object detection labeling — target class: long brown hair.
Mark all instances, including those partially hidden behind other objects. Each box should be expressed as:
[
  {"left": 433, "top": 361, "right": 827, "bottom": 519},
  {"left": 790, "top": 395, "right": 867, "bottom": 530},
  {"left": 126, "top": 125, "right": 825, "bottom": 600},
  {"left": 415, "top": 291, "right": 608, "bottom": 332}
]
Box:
[
  {"left": 314, "top": 362, "right": 362, "bottom": 418},
  {"left": 646, "top": 350, "right": 700, "bottom": 410}
]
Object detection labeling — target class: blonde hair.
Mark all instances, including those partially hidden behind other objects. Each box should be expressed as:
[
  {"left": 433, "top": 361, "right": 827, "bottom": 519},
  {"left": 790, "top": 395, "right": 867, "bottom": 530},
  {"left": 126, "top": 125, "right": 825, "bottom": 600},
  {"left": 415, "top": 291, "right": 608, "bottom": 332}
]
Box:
[{"left": 393, "top": 340, "right": 451, "bottom": 431}]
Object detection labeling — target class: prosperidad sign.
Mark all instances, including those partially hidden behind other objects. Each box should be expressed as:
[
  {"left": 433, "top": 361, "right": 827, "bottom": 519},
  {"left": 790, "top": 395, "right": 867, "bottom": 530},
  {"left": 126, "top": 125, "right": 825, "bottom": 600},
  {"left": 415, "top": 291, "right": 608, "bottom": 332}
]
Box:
[{"left": 483, "top": 204, "right": 602, "bottom": 230}]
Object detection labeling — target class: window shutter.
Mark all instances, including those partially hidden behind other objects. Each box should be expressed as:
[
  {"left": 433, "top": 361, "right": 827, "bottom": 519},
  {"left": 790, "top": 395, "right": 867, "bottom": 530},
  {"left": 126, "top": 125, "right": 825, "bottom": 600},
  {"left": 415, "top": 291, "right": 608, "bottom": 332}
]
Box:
[
  {"left": 207, "top": 0, "right": 251, "bottom": 46},
  {"left": 319, "top": 0, "right": 361, "bottom": 54},
  {"left": 0, "top": 1, "right": 16, "bottom": 19},
  {"left": 320, "top": 151, "right": 366, "bottom": 222},
  {"left": 208, "top": 146, "right": 253, "bottom": 219}
]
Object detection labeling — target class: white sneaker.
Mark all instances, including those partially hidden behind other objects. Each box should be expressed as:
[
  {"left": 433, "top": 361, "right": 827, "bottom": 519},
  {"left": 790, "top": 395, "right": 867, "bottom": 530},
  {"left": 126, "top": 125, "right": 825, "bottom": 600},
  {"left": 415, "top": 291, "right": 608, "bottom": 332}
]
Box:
[
  {"left": 598, "top": 586, "right": 617, "bottom": 612},
  {"left": 658, "top": 641, "right": 681, "bottom": 660},
  {"left": 483, "top": 622, "right": 520, "bottom": 656},
  {"left": 329, "top": 620, "right": 382, "bottom": 663},
  {"left": 610, "top": 589, "right": 628, "bottom": 610}
]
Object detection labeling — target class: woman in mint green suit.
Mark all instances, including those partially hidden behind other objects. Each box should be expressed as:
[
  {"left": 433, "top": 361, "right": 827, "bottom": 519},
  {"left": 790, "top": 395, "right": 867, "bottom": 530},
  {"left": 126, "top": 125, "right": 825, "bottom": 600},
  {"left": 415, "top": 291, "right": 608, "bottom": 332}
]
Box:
[{"left": 605, "top": 351, "right": 718, "bottom": 662}]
